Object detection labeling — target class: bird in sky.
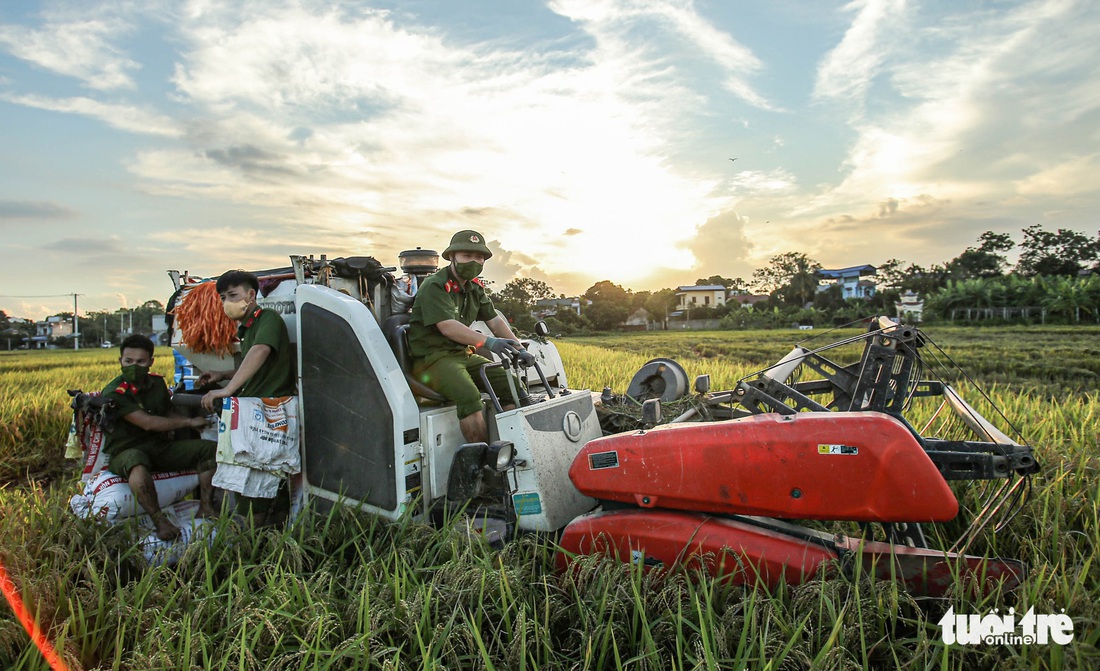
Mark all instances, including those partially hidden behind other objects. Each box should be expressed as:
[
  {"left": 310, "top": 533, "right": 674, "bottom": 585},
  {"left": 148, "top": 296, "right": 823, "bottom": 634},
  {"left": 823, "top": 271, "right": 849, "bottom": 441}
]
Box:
[{"left": 729, "top": 158, "right": 738, "bottom": 162}]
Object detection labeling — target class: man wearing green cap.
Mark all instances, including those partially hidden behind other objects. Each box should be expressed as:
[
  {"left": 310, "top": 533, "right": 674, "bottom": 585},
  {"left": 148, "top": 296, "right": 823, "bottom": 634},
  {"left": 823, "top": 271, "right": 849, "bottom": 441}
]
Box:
[{"left": 408, "top": 229, "right": 534, "bottom": 443}]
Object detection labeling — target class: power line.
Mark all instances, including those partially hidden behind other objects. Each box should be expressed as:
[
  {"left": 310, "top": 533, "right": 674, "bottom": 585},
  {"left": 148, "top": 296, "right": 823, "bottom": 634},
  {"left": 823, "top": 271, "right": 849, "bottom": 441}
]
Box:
[{"left": 0, "top": 293, "right": 83, "bottom": 298}]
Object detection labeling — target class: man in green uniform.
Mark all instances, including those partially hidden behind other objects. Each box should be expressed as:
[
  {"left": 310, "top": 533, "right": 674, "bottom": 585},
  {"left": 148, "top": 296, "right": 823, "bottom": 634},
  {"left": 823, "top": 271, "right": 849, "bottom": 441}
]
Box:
[
  {"left": 408, "top": 229, "right": 535, "bottom": 443},
  {"left": 200, "top": 269, "right": 297, "bottom": 524},
  {"left": 199, "top": 270, "right": 296, "bottom": 410},
  {"left": 102, "top": 334, "right": 217, "bottom": 541}
]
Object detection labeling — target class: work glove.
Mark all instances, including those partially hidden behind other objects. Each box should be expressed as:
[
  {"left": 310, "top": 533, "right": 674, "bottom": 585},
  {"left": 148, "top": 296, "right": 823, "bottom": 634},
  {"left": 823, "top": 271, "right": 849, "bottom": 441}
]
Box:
[
  {"left": 484, "top": 337, "right": 523, "bottom": 363},
  {"left": 514, "top": 349, "right": 536, "bottom": 367}
]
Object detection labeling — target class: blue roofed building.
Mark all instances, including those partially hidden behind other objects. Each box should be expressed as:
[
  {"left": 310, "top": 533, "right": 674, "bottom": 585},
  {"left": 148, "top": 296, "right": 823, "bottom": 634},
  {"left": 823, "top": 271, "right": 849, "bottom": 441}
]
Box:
[{"left": 815, "top": 265, "right": 877, "bottom": 299}]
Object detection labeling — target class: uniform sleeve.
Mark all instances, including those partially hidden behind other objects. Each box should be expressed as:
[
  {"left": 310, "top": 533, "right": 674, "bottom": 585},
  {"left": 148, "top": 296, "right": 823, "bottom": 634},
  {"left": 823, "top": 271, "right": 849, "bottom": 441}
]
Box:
[
  {"left": 476, "top": 291, "right": 497, "bottom": 322},
  {"left": 251, "top": 310, "right": 289, "bottom": 352},
  {"left": 417, "top": 283, "right": 459, "bottom": 326},
  {"left": 100, "top": 377, "right": 141, "bottom": 417},
  {"left": 147, "top": 377, "right": 173, "bottom": 416},
  {"left": 107, "top": 391, "right": 142, "bottom": 417}
]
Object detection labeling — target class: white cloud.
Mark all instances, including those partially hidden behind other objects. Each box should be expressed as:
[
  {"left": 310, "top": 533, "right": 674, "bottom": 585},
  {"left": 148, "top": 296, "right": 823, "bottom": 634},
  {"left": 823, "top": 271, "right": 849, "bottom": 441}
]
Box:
[
  {"left": 813, "top": 0, "right": 907, "bottom": 107},
  {"left": 549, "top": 0, "right": 771, "bottom": 109},
  {"left": 0, "top": 16, "right": 139, "bottom": 90},
  {"left": 795, "top": 0, "right": 1100, "bottom": 237},
  {"left": 114, "top": 0, "right": 732, "bottom": 285},
  {"left": 0, "top": 92, "right": 182, "bottom": 136}
]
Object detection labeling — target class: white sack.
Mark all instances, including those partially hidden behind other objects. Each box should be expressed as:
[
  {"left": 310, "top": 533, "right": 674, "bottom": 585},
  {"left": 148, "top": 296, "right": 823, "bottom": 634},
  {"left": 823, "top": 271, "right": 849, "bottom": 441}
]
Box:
[
  {"left": 211, "top": 462, "right": 282, "bottom": 499},
  {"left": 133, "top": 499, "right": 218, "bottom": 566},
  {"left": 69, "top": 469, "right": 198, "bottom": 522},
  {"left": 216, "top": 396, "right": 301, "bottom": 474}
]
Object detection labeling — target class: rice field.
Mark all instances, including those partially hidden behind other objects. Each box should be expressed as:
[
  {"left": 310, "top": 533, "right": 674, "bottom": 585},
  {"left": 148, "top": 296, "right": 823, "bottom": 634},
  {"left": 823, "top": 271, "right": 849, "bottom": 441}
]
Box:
[{"left": 1, "top": 326, "right": 1099, "bottom": 670}]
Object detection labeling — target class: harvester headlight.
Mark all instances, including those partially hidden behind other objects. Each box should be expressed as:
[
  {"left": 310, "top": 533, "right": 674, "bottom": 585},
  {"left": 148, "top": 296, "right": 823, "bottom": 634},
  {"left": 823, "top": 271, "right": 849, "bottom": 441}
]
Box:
[{"left": 485, "top": 441, "right": 516, "bottom": 472}]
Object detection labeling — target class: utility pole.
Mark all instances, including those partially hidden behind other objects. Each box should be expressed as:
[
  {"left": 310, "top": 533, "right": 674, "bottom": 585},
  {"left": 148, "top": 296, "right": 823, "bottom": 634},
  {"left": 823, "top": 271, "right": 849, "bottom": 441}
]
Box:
[{"left": 72, "top": 293, "right": 80, "bottom": 349}]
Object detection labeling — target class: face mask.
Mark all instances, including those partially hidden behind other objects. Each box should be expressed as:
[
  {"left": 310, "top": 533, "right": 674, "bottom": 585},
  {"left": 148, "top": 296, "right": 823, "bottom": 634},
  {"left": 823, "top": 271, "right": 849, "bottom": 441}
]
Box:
[
  {"left": 121, "top": 364, "right": 149, "bottom": 386},
  {"left": 454, "top": 261, "right": 483, "bottom": 281},
  {"left": 223, "top": 298, "right": 250, "bottom": 320}
]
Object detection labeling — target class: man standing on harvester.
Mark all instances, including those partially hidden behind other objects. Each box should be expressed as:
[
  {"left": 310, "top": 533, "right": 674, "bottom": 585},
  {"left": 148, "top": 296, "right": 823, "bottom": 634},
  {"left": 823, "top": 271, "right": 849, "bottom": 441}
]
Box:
[
  {"left": 102, "top": 334, "right": 218, "bottom": 541},
  {"left": 407, "top": 229, "right": 535, "bottom": 444}
]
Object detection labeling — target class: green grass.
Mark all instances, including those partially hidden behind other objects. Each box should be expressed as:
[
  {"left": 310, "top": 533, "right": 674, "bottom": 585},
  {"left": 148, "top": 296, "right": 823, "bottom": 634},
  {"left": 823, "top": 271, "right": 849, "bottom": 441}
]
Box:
[{"left": 2, "top": 328, "right": 1099, "bottom": 669}]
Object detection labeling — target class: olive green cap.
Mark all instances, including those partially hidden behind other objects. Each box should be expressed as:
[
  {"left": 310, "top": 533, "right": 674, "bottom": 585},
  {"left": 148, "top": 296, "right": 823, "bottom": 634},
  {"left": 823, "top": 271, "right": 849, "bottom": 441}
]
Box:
[{"left": 442, "top": 229, "right": 493, "bottom": 260}]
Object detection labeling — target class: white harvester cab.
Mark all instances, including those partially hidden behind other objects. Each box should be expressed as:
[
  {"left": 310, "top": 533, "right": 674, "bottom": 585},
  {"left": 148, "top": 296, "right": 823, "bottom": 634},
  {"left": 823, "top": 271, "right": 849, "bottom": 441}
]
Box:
[{"left": 169, "top": 253, "right": 598, "bottom": 533}]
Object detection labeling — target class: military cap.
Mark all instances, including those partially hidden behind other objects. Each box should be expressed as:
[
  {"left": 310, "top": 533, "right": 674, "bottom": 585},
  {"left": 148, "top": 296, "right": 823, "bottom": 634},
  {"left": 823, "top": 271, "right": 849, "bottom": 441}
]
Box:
[{"left": 442, "top": 229, "right": 493, "bottom": 260}]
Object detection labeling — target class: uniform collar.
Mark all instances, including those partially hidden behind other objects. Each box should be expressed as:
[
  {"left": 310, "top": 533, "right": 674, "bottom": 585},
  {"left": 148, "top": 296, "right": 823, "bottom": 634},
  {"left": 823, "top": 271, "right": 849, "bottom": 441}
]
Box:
[
  {"left": 239, "top": 306, "right": 263, "bottom": 334},
  {"left": 114, "top": 380, "right": 139, "bottom": 395}
]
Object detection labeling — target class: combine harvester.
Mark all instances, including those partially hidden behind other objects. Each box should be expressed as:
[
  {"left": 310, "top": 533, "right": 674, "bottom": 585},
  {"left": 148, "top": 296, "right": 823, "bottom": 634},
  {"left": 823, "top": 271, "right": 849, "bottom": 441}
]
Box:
[{"left": 164, "top": 250, "right": 1037, "bottom": 596}]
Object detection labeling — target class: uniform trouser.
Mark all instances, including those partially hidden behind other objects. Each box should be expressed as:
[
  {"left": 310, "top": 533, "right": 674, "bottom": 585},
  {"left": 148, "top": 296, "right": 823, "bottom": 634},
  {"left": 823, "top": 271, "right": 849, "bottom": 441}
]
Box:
[
  {"left": 235, "top": 484, "right": 288, "bottom": 518},
  {"left": 107, "top": 438, "right": 217, "bottom": 478},
  {"left": 412, "top": 351, "right": 526, "bottom": 419}
]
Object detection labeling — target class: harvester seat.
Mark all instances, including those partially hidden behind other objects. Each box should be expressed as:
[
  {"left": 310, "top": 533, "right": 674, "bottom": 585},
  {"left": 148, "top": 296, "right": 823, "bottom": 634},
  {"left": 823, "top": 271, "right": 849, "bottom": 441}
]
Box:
[{"left": 382, "top": 313, "right": 448, "bottom": 404}]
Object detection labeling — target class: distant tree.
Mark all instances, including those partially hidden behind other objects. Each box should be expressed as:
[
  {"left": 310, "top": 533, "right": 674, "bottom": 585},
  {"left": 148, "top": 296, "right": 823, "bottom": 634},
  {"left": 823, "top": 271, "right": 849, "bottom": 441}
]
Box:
[
  {"left": 752, "top": 252, "right": 822, "bottom": 307},
  {"left": 644, "top": 288, "right": 678, "bottom": 328},
  {"left": 1015, "top": 224, "right": 1100, "bottom": 277},
  {"left": 583, "top": 280, "right": 632, "bottom": 330},
  {"left": 695, "top": 275, "right": 747, "bottom": 294},
  {"left": 494, "top": 278, "right": 556, "bottom": 321},
  {"left": 876, "top": 258, "right": 950, "bottom": 295},
  {"left": 947, "top": 231, "right": 1015, "bottom": 279},
  {"left": 812, "top": 284, "right": 846, "bottom": 311}
]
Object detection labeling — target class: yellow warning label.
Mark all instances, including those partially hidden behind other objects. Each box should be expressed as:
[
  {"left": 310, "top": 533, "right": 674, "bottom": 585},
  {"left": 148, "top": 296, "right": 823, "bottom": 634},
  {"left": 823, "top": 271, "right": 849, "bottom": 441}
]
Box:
[{"left": 818, "top": 444, "right": 859, "bottom": 455}]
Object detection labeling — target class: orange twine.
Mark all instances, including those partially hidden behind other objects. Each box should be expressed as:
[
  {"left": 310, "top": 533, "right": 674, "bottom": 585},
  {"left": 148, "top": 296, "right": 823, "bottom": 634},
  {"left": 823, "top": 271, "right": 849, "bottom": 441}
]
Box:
[{"left": 171, "top": 281, "right": 236, "bottom": 357}]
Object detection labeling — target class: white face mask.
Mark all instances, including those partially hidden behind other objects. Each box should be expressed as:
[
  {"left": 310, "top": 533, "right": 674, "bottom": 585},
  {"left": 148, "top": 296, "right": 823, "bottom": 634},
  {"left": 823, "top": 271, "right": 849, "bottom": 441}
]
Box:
[{"left": 223, "top": 298, "right": 250, "bottom": 320}]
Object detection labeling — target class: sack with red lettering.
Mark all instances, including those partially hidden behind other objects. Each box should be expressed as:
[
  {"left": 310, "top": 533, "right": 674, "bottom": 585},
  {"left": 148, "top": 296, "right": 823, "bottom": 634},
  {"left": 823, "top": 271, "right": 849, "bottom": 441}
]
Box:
[{"left": 69, "top": 469, "right": 199, "bottom": 523}]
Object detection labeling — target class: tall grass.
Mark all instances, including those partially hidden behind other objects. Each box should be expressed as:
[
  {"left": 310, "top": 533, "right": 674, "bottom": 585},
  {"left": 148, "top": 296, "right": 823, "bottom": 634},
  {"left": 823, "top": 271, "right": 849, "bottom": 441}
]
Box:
[{"left": 2, "top": 330, "right": 1099, "bottom": 669}]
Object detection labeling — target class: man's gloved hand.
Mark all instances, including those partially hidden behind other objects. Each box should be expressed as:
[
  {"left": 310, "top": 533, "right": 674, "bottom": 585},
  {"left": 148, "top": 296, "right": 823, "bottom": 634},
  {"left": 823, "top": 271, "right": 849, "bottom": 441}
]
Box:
[
  {"left": 484, "top": 336, "right": 523, "bottom": 362},
  {"left": 514, "top": 349, "right": 536, "bottom": 367}
]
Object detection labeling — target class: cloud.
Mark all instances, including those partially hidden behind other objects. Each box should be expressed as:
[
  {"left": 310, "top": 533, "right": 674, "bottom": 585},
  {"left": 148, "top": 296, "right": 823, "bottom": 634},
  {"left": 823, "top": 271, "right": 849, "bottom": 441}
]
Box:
[
  {"left": 790, "top": 0, "right": 1100, "bottom": 259},
  {"left": 548, "top": 0, "right": 771, "bottom": 108},
  {"left": 41, "top": 236, "right": 124, "bottom": 254},
  {"left": 203, "top": 144, "right": 296, "bottom": 177},
  {"left": 112, "top": 1, "right": 729, "bottom": 286},
  {"left": 728, "top": 169, "right": 797, "bottom": 195},
  {"left": 1015, "top": 153, "right": 1100, "bottom": 197},
  {"left": 0, "top": 93, "right": 182, "bottom": 137},
  {"left": 683, "top": 209, "right": 754, "bottom": 281},
  {"left": 813, "top": 0, "right": 907, "bottom": 108},
  {"left": 0, "top": 200, "right": 77, "bottom": 220},
  {"left": 0, "top": 14, "right": 139, "bottom": 90}
]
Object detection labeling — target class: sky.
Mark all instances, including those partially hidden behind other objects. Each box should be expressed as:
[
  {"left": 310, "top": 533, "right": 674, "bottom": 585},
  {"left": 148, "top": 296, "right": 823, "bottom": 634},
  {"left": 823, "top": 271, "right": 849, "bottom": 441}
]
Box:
[{"left": 1, "top": 0, "right": 1098, "bottom": 320}]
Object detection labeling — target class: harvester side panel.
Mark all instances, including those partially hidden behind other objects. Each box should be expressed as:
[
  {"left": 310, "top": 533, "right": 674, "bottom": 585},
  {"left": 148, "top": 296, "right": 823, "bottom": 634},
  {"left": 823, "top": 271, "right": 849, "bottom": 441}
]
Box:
[
  {"left": 495, "top": 392, "right": 600, "bottom": 532},
  {"left": 569, "top": 412, "right": 958, "bottom": 523},
  {"left": 296, "top": 285, "right": 421, "bottom": 516}
]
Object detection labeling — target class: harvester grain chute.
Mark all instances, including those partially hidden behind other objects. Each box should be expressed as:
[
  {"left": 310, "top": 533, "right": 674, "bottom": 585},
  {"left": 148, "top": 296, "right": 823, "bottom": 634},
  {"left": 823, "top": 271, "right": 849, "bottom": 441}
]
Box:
[{"left": 159, "top": 251, "right": 1037, "bottom": 597}]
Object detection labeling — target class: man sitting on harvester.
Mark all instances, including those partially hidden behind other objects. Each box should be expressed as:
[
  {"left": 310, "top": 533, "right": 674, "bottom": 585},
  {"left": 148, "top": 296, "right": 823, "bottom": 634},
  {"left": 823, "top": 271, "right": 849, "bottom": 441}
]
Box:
[
  {"left": 101, "top": 334, "right": 218, "bottom": 541},
  {"left": 407, "top": 229, "right": 536, "bottom": 443},
  {"left": 199, "top": 269, "right": 298, "bottom": 526}
]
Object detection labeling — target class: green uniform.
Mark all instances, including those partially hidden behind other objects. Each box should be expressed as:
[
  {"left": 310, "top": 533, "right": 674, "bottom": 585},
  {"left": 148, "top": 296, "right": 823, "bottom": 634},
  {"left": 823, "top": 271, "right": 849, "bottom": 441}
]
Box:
[
  {"left": 101, "top": 373, "right": 216, "bottom": 477},
  {"left": 234, "top": 306, "right": 296, "bottom": 519},
  {"left": 238, "top": 307, "right": 296, "bottom": 397},
  {"left": 408, "top": 267, "right": 523, "bottom": 418}
]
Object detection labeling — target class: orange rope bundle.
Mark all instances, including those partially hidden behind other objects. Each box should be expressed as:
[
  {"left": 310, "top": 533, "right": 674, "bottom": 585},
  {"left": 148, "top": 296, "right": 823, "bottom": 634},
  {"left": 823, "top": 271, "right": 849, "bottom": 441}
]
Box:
[{"left": 173, "top": 281, "right": 237, "bottom": 357}]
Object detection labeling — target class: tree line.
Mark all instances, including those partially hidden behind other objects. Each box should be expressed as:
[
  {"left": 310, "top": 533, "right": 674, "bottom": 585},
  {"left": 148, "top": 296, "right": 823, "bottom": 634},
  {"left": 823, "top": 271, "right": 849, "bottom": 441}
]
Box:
[
  {"left": 4, "top": 223, "right": 1096, "bottom": 347},
  {"left": 492, "top": 224, "right": 1100, "bottom": 333}
]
